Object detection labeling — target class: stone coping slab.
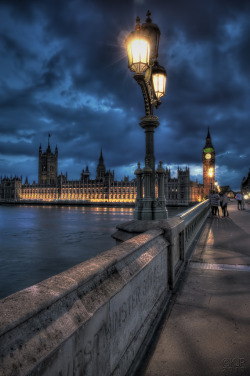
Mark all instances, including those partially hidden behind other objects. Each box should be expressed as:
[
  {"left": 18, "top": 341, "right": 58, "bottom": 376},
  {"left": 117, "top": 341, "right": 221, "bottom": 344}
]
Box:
[{"left": 0, "top": 228, "right": 163, "bottom": 337}]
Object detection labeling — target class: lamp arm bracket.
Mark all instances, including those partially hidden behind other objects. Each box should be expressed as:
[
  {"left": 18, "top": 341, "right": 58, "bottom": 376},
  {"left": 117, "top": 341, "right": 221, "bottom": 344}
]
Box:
[{"left": 134, "top": 74, "right": 157, "bottom": 116}]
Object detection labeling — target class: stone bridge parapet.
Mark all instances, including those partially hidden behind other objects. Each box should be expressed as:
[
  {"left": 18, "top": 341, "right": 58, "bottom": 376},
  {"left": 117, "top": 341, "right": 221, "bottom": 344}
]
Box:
[{"left": 0, "top": 200, "right": 210, "bottom": 376}]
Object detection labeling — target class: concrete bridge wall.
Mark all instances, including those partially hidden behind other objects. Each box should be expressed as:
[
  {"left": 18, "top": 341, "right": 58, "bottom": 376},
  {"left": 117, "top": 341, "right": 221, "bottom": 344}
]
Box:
[{"left": 0, "top": 200, "right": 210, "bottom": 376}]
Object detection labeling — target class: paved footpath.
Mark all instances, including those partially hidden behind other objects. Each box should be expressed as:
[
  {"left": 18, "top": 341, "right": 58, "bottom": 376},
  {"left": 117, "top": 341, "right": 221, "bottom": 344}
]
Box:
[{"left": 138, "top": 200, "right": 250, "bottom": 376}]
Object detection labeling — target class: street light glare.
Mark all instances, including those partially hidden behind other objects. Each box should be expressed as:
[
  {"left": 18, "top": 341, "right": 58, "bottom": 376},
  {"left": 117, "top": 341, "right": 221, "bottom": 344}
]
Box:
[
  {"left": 127, "top": 38, "right": 150, "bottom": 73},
  {"left": 208, "top": 167, "right": 214, "bottom": 178},
  {"left": 152, "top": 73, "right": 166, "bottom": 99}
]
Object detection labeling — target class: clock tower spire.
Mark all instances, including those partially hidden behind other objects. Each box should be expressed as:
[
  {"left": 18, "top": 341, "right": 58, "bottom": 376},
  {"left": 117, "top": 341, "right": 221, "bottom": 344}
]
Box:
[{"left": 203, "top": 128, "right": 215, "bottom": 197}]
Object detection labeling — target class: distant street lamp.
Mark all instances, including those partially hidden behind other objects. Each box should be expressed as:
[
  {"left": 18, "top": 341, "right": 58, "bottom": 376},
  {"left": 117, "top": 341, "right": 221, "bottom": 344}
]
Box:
[
  {"left": 126, "top": 11, "right": 167, "bottom": 220},
  {"left": 208, "top": 168, "right": 214, "bottom": 193}
]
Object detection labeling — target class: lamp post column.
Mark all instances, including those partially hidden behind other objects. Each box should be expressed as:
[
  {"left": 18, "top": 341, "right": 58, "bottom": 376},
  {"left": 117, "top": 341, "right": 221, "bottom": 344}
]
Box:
[
  {"left": 141, "top": 160, "right": 153, "bottom": 220},
  {"left": 140, "top": 115, "right": 159, "bottom": 200},
  {"left": 134, "top": 162, "right": 143, "bottom": 220},
  {"left": 138, "top": 115, "right": 167, "bottom": 220},
  {"left": 155, "top": 161, "right": 166, "bottom": 218}
]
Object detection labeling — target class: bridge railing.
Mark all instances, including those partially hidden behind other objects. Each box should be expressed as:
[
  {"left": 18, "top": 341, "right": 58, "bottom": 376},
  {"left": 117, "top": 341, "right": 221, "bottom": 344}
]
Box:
[
  {"left": 0, "top": 201, "right": 210, "bottom": 376},
  {"left": 0, "top": 229, "right": 171, "bottom": 376},
  {"left": 177, "top": 199, "right": 210, "bottom": 253}
]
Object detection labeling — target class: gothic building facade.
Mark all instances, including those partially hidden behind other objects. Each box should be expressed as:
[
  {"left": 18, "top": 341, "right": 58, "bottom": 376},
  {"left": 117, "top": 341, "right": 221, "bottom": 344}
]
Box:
[
  {"left": 162, "top": 128, "right": 215, "bottom": 205},
  {"left": 19, "top": 142, "right": 136, "bottom": 204},
  {"left": 38, "top": 139, "right": 58, "bottom": 186},
  {"left": 241, "top": 169, "right": 250, "bottom": 195},
  {"left": 165, "top": 167, "right": 190, "bottom": 206},
  {"left": 0, "top": 176, "right": 22, "bottom": 201},
  {"left": 1, "top": 131, "right": 216, "bottom": 205},
  {"left": 95, "top": 149, "right": 114, "bottom": 184}
]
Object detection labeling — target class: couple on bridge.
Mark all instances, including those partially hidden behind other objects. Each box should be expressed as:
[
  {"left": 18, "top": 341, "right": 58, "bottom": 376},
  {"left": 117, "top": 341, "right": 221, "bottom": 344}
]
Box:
[{"left": 210, "top": 191, "right": 228, "bottom": 217}]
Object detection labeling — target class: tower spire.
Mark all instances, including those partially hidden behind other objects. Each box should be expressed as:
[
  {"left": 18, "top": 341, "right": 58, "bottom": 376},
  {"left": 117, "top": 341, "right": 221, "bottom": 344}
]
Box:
[
  {"left": 207, "top": 127, "right": 211, "bottom": 139},
  {"left": 99, "top": 148, "right": 103, "bottom": 162},
  {"left": 96, "top": 148, "right": 105, "bottom": 180},
  {"left": 47, "top": 133, "right": 51, "bottom": 153},
  {"left": 204, "top": 128, "right": 214, "bottom": 149}
]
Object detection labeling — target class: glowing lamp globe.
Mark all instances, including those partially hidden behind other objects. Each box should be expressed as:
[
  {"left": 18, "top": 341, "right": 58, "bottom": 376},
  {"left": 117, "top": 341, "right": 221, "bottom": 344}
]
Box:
[
  {"left": 126, "top": 17, "right": 150, "bottom": 74},
  {"left": 152, "top": 61, "right": 167, "bottom": 99}
]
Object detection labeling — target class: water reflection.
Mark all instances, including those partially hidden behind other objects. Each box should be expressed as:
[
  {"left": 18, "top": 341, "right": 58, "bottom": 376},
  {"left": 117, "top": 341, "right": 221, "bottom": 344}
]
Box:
[{"left": 0, "top": 205, "right": 133, "bottom": 299}]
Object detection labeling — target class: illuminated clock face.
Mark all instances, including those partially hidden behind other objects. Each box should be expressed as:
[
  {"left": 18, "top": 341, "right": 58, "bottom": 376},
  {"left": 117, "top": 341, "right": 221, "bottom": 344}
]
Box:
[{"left": 205, "top": 153, "right": 211, "bottom": 160}]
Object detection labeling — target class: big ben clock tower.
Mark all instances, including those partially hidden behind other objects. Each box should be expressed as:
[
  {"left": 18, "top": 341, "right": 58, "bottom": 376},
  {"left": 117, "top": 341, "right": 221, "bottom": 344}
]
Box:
[{"left": 203, "top": 128, "right": 215, "bottom": 197}]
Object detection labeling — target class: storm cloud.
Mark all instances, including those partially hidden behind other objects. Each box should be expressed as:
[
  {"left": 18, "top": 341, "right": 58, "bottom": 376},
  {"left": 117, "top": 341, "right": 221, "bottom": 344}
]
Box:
[{"left": 0, "top": 0, "right": 249, "bottom": 190}]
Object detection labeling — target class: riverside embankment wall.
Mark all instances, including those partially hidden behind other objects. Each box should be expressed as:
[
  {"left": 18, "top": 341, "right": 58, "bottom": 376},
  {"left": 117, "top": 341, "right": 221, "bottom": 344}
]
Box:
[{"left": 0, "top": 200, "right": 210, "bottom": 376}]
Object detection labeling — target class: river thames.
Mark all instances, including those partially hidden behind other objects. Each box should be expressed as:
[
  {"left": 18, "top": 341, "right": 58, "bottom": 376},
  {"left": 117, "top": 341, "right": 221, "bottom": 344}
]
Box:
[{"left": 0, "top": 205, "right": 183, "bottom": 299}]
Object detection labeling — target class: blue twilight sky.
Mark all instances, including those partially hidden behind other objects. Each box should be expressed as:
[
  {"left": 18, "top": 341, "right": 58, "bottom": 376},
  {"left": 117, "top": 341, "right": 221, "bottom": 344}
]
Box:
[{"left": 0, "top": 0, "right": 249, "bottom": 191}]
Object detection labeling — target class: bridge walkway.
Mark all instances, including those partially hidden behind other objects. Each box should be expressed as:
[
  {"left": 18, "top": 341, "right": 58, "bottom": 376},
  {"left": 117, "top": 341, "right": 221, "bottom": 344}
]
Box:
[{"left": 138, "top": 200, "right": 250, "bottom": 376}]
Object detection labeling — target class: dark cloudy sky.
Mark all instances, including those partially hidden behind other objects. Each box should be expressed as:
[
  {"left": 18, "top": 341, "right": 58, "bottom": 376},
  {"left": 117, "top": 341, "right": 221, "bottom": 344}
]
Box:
[{"left": 0, "top": 0, "right": 249, "bottom": 191}]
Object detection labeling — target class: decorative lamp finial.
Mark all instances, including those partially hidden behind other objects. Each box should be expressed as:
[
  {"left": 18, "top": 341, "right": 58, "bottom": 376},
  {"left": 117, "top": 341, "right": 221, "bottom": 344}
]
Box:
[
  {"left": 146, "top": 10, "right": 152, "bottom": 22},
  {"left": 135, "top": 16, "right": 140, "bottom": 30}
]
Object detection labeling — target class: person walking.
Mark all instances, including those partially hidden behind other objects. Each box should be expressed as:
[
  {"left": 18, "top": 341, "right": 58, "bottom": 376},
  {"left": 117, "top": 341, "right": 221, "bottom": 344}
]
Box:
[
  {"left": 209, "top": 191, "right": 213, "bottom": 215},
  {"left": 241, "top": 195, "right": 246, "bottom": 210},
  {"left": 211, "top": 192, "right": 220, "bottom": 216},
  {"left": 222, "top": 193, "right": 229, "bottom": 217},
  {"left": 219, "top": 193, "right": 223, "bottom": 216},
  {"left": 235, "top": 192, "right": 243, "bottom": 210}
]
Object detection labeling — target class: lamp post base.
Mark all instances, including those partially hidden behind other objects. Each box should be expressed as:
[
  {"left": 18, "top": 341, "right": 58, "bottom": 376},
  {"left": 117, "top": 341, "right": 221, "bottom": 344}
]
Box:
[
  {"left": 134, "top": 200, "right": 168, "bottom": 220},
  {"left": 133, "top": 115, "right": 168, "bottom": 221},
  {"left": 153, "top": 201, "right": 168, "bottom": 220},
  {"left": 141, "top": 198, "right": 154, "bottom": 220}
]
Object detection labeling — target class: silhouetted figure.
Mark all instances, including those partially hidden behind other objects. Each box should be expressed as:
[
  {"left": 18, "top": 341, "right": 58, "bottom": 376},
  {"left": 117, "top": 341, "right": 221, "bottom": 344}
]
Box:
[
  {"left": 210, "top": 192, "right": 220, "bottom": 216},
  {"left": 222, "top": 193, "right": 229, "bottom": 217},
  {"left": 219, "top": 193, "right": 223, "bottom": 216},
  {"left": 236, "top": 192, "right": 242, "bottom": 210},
  {"left": 241, "top": 195, "right": 246, "bottom": 210}
]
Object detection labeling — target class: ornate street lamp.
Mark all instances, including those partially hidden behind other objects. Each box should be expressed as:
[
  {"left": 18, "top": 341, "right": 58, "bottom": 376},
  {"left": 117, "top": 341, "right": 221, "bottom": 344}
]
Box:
[
  {"left": 214, "top": 181, "right": 220, "bottom": 193},
  {"left": 126, "top": 11, "right": 167, "bottom": 220}
]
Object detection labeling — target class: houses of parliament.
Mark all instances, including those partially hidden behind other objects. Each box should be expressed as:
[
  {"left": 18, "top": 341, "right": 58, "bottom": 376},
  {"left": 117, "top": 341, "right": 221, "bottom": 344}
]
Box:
[{"left": 1, "top": 131, "right": 220, "bottom": 206}]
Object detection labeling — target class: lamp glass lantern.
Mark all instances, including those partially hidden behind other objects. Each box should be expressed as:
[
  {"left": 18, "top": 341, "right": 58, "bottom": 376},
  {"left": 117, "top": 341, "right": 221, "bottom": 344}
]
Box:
[
  {"left": 126, "top": 30, "right": 150, "bottom": 74},
  {"left": 152, "top": 61, "right": 167, "bottom": 99}
]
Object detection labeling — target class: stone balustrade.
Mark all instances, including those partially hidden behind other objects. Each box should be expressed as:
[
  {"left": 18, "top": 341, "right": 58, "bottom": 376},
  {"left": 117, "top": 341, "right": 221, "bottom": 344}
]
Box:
[
  {"left": 177, "top": 199, "right": 210, "bottom": 252},
  {"left": 0, "top": 201, "right": 210, "bottom": 376}
]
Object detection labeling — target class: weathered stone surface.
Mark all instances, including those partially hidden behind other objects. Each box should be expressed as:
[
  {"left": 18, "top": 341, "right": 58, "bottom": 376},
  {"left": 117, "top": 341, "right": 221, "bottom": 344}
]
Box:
[
  {"left": 115, "top": 219, "right": 168, "bottom": 233},
  {"left": 0, "top": 201, "right": 209, "bottom": 376},
  {"left": 110, "top": 247, "right": 167, "bottom": 373},
  {"left": 112, "top": 218, "right": 184, "bottom": 249},
  {"left": 0, "top": 229, "right": 169, "bottom": 376}
]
